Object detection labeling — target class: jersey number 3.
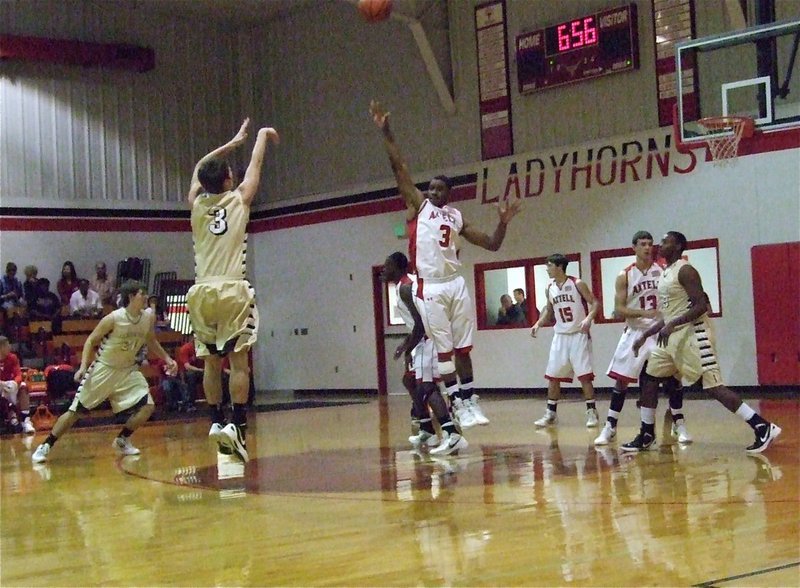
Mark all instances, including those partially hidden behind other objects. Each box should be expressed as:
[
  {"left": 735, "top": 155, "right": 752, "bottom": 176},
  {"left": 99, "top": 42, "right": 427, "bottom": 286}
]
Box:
[
  {"left": 209, "top": 207, "right": 228, "bottom": 235},
  {"left": 438, "top": 224, "right": 451, "bottom": 248}
]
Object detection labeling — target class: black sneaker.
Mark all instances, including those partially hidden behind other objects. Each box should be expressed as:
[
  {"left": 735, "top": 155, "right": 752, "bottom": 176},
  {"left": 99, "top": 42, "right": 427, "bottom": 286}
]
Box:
[
  {"left": 745, "top": 423, "right": 781, "bottom": 454},
  {"left": 620, "top": 431, "right": 656, "bottom": 452}
]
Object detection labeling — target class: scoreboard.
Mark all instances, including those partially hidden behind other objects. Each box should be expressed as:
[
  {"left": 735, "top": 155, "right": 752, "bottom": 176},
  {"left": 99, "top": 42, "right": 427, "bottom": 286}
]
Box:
[{"left": 516, "top": 3, "right": 640, "bottom": 93}]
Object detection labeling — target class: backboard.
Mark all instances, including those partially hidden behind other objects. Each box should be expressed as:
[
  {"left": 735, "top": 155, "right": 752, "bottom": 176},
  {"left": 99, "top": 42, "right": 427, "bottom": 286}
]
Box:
[{"left": 674, "top": 17, "right": 800, "bottom": 152}]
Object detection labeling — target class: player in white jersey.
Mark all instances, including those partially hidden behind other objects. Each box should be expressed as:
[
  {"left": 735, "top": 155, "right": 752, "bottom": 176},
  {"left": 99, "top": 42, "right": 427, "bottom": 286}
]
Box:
[
  {"left": 381, "top": 252, "right": 465, "bottom": 453},
  {"left": 531, "top": 254, "right": 600, "bottom": 428},
  {"left": 595, "top": 231, "right": 692, "bottom": 446},
  {"left": 187, "top": 119, "right": 278, "bottom": 462},
  {"left": 621, "top": 231, "right": 781, "bottom": 454},
  {"left": 32, "top": 281, "right": 177, "bottom": 463},
  {"left": 370, "top": 100, "right": 521, "bottom": 453}
]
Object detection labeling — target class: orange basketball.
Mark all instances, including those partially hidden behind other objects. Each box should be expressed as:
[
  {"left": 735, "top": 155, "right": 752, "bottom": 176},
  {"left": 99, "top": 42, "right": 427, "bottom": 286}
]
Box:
[{"left": 358, "top": 0, "right": 393, "bottom": 23}]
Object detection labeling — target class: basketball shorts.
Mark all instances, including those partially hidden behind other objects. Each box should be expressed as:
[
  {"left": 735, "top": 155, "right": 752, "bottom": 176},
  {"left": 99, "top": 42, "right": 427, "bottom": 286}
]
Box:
[
  {"left": 417, "top": 275, "right": 474, "bottom": 359},
  {"left": 70, "top": 361, "right": 152, "bottom": 413},
  {"left": 412, "top": 338, "right": 439, "bottom": 383},
  {"left": 186, "top": 279, "right": 259, "bottom": 358},
  {"left": 606, "top": 327, "right": 656, "bottom": 383},
  {"left": 545, "top": 332, "right": 594, "bottom": 382},
  {"left": 645, "top": 318, "right": 723, "bottom": 389},
  {"left": 0, "top": 380, "right": 20, "bottom": 404}
]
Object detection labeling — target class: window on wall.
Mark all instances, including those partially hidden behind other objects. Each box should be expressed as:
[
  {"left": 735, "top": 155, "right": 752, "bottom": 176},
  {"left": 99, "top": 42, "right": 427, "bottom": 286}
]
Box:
[
  {"left": 386, "top": 281, "right": 405, "bottom": 326},
  {"left": 590, "top": 238, "right": 721, "bottom": 324},
  {"left": 474, "top": 254, "right": 581, "bottom": 330}
]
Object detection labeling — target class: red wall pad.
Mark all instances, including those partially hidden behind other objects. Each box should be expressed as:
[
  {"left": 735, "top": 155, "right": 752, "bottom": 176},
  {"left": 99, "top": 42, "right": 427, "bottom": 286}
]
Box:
[{"left": 0, "top": 35, "right": 154, "bottom": 72}]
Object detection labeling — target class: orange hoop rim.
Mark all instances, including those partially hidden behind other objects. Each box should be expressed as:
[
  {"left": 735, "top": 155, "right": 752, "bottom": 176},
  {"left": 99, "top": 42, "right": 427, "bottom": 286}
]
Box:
[{"left": 697, "top": 115, "right": 755, "bottom": 138}]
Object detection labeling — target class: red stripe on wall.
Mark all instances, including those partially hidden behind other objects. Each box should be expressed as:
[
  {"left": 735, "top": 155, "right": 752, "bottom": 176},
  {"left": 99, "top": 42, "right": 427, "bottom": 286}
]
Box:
[
  {"left": 0, "top": 217, "right": 190, "bottom": 232},
  {"left": 250, "top": 183, "right": 479, "bottom": 233}
]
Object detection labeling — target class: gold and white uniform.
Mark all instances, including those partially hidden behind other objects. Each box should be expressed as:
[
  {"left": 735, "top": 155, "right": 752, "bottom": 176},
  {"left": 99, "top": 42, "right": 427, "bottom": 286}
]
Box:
[
  {"left": 70, "top": 308, "right": 153, "bottom": 413},
  {"left": 187, "top": 189, "right": 258, "bottom": 357},
  {"left": 645, "top": 260, "right": 723, "bottom": 388}
]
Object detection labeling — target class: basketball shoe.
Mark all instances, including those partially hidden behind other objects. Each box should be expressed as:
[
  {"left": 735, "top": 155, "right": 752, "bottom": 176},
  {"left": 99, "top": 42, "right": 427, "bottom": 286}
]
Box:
[
  {"left": 671, "top": 422, "right": 693, "bottom": 444},
  {"left": 534, "top": 410, "right": 557, "bottom": 428},
  {"left": 745, "top": 423, "right": 781, "bottom": 454},
  {"left": 219, "top": 423, "right": 248, "bottom": 462},
  {"left": 593, "top": 422, "right": 616, "bottom": 445},
  {"left": 408, "top": 430, "right": 439, "bottom": 448},
  {"left": 209, "top": 422, "right": 233, "bottom": 455},
  {"left": 113, "top": 436, "right": 141, "bottom": 456},
  {"left": 586, "top": 408, "right": 599, "bottom": 428},
  {"left": 453, "top": 398, "right": 476, "bottom": 428},
  {"left": 31, "top": 443, "right": 50, "bottom": 463},
  {"left": 467, "top": 395, "right": 490, "bottom": 425},
  {"left": 430, "top": 430, "right": 468, "bottom": 456},
  {"left": 620, "top": 431, "right": 655, "bottom": 452}
]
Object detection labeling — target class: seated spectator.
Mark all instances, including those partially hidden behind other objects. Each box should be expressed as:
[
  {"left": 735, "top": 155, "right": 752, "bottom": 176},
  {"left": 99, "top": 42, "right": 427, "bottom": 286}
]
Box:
[
  {"left": 496, "top": 294, "right": 525, "bottom": 325},
  {"left": 512, "top": 287, "right": 536, "bottom": 326},
  {"left": 147, "top": 295, "right": 170, "bottom": 330},
  {"left": 28, "top": 278, "right": 62, "bottom": 322},
  {"left": 150, "top": 356, "right": 195, "bottom": 413},
  {"left": 90, "top": 261, "right": 115, "bottom": 306},
  {"left": 57, "top": 261, "right": 79, "bottom": 306},
  {"left": 22, "top": 265, "right": 39, "bottom": 307},
  {"left": 0, "top": 336, "right": 35, "bottom": 433},
  {"left": 69, "top": 279, "right": 103, "bottom": 317},
  {"left": 177, "top": 340, "right": 203, "bottom": 409},
  {"left": 1, "top": 262, "right": 26, "bottom": 313}
]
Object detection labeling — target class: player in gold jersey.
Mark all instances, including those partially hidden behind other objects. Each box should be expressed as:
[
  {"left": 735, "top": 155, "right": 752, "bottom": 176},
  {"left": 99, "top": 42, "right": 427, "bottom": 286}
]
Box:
[
  {"left": 621, "top": 231, "right": 781, "bottom": 454},
  {"left": 187, "top": 119, "right": 279, "bottom": 462},
  {"left": 32, "top": 280, "right": 178, "bottom": 463}
]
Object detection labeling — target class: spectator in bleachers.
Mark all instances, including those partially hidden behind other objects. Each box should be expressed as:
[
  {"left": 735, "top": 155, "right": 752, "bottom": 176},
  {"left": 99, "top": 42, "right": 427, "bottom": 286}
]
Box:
[
  {"left": 177, "top": 340, "right": 203, "bottom": 409},
  {"left": 57, "top": 261, "right": 79, "bottom": 306},
  {"left": 90, "top": 261, "right": 115, "bottom": 306},
  {"left": 69, "top": 279, "right": 103, "bottom": 318},
  {"left": 28, "top": 278, "right": 61, "bottom": 322},
  {"left": 23, "top": 265, "right": 39, "bottom": 307},
  {"left": 0, "top": 336, "right": 35, "bottom": 434},
  {"left": 1, "top": 262, "right": 25, "bottom": 313}
]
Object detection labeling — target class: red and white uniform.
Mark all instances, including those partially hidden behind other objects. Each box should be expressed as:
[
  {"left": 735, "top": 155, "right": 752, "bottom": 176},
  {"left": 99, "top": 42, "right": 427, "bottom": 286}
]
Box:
[
  {"left": 0, "top": 351, "right": 24, "bottom": 404},
  {"left": 407, "top": 199, "right": 473, "bottom": 365},
  {"left": 544, "top": 277, "right": 593, "bottom": 382},
  {"left": 607, "top": 262, "right": 664, "bottom": 383},
  {"left": 395, "top": 274, "right": 438, "bottom": 383}
]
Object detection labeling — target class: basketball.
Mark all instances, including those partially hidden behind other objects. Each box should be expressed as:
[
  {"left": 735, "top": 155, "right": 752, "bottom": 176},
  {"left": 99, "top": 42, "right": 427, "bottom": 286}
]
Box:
[{"left": 357, "top": 0, "right": 392, "bottom": 23}]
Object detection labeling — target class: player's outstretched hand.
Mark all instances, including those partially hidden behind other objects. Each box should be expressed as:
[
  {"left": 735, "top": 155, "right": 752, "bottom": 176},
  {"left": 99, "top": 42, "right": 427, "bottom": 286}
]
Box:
[
  {"left": 369, "top": 100, "right": 390, "bottom": 131},
  {"left": 230, "top": 118, "right": 250, "bottom": 147},
  {"left": 498, "top": 198, "right": 522, "bottom": 224},
  {"left": 259, "top": 127, "right": 280, "bottom": 145}
]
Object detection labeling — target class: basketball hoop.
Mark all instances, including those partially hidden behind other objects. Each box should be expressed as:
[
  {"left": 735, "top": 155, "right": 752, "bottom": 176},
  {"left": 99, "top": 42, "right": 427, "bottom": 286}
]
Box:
[{"left": 696, "top": 115, "right": 755, "bottom": 164}]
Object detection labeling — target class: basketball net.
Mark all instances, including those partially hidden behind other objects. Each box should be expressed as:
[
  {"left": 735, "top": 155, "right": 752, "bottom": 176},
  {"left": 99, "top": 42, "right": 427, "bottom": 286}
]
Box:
[{"left": 696, "top": 116, "right": 754, "bottom": 165}]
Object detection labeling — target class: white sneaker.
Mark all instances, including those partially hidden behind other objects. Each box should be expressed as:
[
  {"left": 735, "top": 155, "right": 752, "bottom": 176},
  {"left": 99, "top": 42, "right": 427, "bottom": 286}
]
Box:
[
  {"left": 594, "top": 423, "right": 616, "bottom": 445},
  {"left": 113, "top": 436, "right": 141, "bottom": 456},
  {"left": 454, "top": 398, "right": 476, "bottom": 428},
  {"left": 209, "top": 422, "right": 232, "bottom": 455},
  {"left": 671, "top": 422, "right": 693, "bottom": 444},
  {"left": 408, "top": 430, "right": 437, "bottom": 447},
  {"left": 219, "top": 424, "right": 248, "bottom": 462},
  {"left": 586, "top": 408, "right": 599, "bottom": 428},
  {"left": 429, "top": 430, "right": 468, "bottom": 456},
  {"left": 534, "top": 411, "right": 557, "bottom": 428},
  {"left": 32, "top": 443, "right": 51, "bottom": 463},
  {"left": 468, "top": 395, "right": 489, "bottom": 425},
  {"left": 22, "top": 417, "right": 35, "bottom": 435}
]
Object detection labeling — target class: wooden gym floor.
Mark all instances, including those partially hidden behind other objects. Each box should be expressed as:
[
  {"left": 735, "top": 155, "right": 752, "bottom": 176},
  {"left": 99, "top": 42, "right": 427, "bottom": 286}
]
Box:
[{"left": 1, "top": 394, "right": 798, "bottom": 587}]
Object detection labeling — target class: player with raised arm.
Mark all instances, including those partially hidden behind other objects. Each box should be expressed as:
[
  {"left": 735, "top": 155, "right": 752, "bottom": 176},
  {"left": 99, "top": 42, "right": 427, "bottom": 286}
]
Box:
[
  {"left": 187, "top": 119, "right": 279, "bottom": 462},
  {"left": 32, "top": 280, "right": 177, "bottom": 463},
  {"left": 370, "top": 101, "right": 520, "bottom": 453},
  {"left": 595, "top": 231, "right": 692, "bottom": 446},
  {"left": 621, "top": 231, "right": 781, "bottom": 454}
]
